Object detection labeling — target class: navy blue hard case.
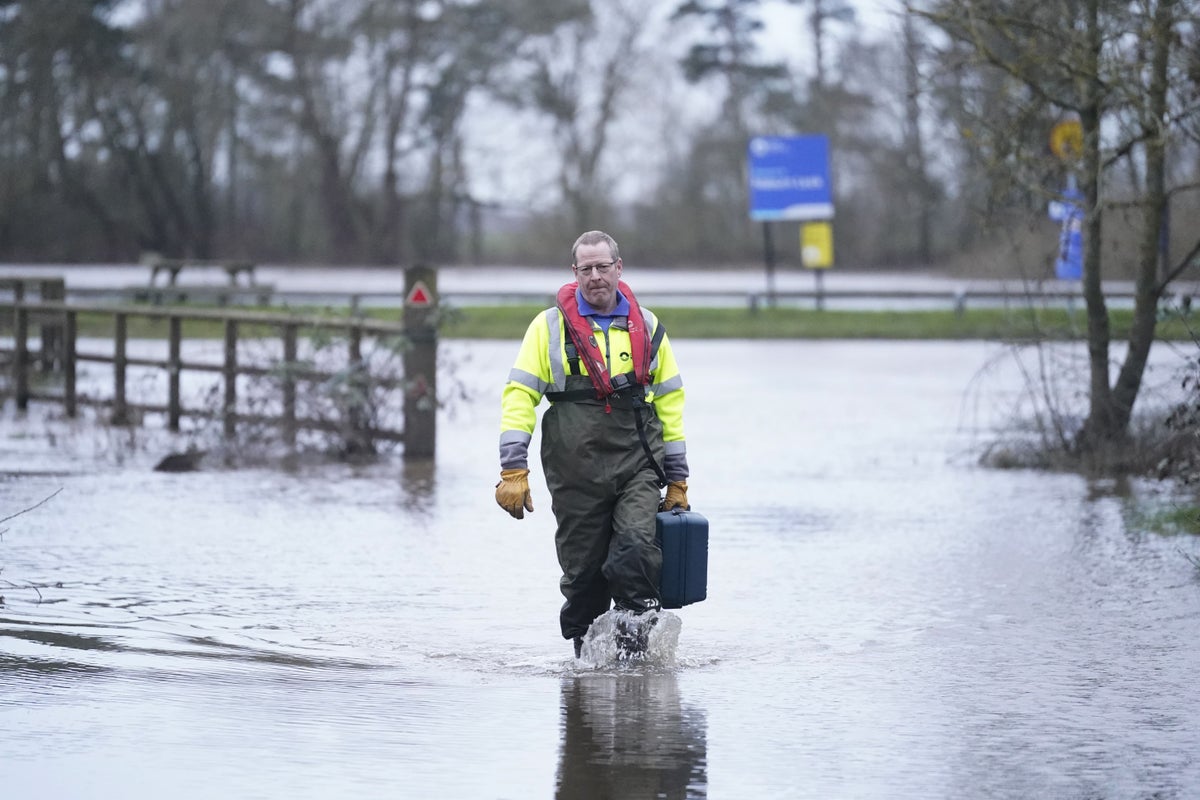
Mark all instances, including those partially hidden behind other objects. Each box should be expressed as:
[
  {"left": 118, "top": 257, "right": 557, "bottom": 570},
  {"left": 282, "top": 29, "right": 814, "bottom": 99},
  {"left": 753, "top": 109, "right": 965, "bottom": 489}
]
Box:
[{"left": 656, "top": 509, "right": 709, "bottom": 609}]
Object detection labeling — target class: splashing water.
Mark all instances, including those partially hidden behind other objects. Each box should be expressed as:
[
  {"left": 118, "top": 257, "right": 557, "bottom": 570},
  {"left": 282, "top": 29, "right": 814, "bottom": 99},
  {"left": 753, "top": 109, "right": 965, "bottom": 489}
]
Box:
[{"left": 576, "top": 609, "right": 682, "bottom": 668}]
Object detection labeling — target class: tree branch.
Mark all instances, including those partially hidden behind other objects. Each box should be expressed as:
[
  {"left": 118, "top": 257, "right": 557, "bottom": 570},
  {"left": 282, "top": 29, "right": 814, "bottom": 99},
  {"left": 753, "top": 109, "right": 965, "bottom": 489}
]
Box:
[
  {"left": 1157, "top": 236, "right": 1200, "bottom": 293},
  {"left": 0, "top": 488, "right": 63, "bottom": 526}
]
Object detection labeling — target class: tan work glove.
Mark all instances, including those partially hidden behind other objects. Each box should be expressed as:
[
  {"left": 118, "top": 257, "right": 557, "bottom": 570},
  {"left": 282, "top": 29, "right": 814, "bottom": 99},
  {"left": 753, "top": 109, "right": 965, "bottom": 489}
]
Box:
[
  {"left": 661, "top": 480, "right": 689, "bottom": 511},
  {"left": 495, "top": 468, "right": 534, "bottom": 519}
]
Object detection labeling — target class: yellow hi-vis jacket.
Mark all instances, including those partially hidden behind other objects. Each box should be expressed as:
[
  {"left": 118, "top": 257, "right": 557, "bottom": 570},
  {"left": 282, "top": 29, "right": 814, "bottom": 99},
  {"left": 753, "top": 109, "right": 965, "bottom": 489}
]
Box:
[{"left": 499, "top": 302, "right": 687, "bottom": 481}]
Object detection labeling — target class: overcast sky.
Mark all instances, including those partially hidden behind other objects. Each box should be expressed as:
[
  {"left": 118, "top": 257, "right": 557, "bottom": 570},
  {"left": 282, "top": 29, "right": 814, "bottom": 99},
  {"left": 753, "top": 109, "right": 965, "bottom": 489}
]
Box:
[{"left": 759, "top": 0, "right": 900, "bottom": 64}]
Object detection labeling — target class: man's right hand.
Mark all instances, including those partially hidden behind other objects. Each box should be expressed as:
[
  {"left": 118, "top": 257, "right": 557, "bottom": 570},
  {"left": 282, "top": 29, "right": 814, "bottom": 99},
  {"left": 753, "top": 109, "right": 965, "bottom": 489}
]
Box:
[
  {"left": 661, "top": 480, "right": 689, "bottom": 511},
  {"left": 495, "top": 468, "right": 534, "bottom": 519}
]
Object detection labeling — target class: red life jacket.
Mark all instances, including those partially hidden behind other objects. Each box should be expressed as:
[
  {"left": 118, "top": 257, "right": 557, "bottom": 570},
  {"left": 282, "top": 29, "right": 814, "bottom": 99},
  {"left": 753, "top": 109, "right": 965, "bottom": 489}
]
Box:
[{"left": 556, "top": 280, "right": 653, "bottom": 399}]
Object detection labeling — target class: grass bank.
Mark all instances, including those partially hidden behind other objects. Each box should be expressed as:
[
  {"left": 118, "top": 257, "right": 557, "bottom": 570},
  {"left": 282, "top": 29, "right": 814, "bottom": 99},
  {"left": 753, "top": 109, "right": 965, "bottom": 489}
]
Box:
[
  {"left": 437, "top": 305, "right": 1200, "bottom": 341},
  {"left": 68, "top": 304, "right": 1199, "bottom": 341}
]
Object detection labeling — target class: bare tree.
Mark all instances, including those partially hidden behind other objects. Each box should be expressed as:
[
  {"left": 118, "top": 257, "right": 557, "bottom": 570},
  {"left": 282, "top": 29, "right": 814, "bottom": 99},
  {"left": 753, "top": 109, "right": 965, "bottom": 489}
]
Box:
[
  {"left": 785, "top": 0, "right": 856, "bottom": 91},
  {"left": 506, "top": 0, "right": 656, "bottom": 234},
  {"left": 0, "top": 0, "right": 130, "bottom": 257},
  {"left": 922, "top": 0, "right": 1200, "bottom": 451}
]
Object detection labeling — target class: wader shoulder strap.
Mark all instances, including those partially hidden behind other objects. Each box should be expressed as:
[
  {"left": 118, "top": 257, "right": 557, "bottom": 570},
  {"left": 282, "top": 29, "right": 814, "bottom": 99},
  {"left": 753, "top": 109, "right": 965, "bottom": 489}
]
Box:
[
  {"left": 564, "top": 338, "right": 581, "bottom": 376},
  {"left": 632, "top": 398, "right": 668, "bottom": 488},
  {"left": 545, "top": 338, "right": 584, "bottom": 401}
]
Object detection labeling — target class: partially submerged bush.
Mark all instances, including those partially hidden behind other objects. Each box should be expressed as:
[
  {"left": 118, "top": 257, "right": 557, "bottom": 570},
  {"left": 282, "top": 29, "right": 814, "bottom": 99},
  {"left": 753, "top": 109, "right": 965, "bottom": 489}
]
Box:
[{"left": 969, "top": 340, "right": 1195, "bottom": 480}]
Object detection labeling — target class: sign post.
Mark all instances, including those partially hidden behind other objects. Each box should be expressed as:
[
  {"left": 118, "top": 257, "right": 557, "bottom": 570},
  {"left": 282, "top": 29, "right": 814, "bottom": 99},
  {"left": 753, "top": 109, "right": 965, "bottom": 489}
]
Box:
[
  {"left": 403, "top": 265, "right": 437, "bottom": 460},
  {"left": 1048, "top": 176, "right": 1083, "bottom": 281},
  {"left": 1048, "top": 119, "right": 1084, "bottom": 282},
  {"left": 800, "top": 221, "right": 834, "bottom": 310},
  {"left": 748, "top": 135, "right": 834, "bottom": 308}
]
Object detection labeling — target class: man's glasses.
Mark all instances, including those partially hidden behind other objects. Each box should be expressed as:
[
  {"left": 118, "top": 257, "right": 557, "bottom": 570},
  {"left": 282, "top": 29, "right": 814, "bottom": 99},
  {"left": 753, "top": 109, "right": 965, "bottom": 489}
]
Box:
[{"left": 575, "top": 262, "right": 616, "bottom": 277}]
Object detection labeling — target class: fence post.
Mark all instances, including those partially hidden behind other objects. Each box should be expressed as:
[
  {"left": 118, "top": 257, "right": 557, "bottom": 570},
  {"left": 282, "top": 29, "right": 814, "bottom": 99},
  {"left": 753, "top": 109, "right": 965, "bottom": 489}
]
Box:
[
  {"left": 64, "top": 310, "right": 77, "bottom": 417},
  {"left": 282, "top": 323, "right": 298, "bottom": 448},
  {"left": 168, "top": 315, "right": 182, "bottom": 430},
  {"left": 954, "top": 289, "right": 967, "bottom": 317},
  {"left": 403, "top": 265, "right": 437, "bottom": 460},
  {"left": 223, "top": 319, "right": 238, "bottom": 439},
  {"left": 112, "top": 313, "right": 128, "bottom": 424},
  {"left": 14, "top": 305, "right": 29, "bottom": 411},
  {"left": 346, "top": 324, "right": 370, "bottom": 453},
  {"left": 39, "top": 278, "right": 65, "bottom": 371}
]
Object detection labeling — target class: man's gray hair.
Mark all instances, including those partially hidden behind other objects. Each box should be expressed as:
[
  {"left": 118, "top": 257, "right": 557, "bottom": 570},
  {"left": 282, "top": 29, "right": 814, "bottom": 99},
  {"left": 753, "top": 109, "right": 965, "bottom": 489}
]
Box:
[{"left": 571, "top": 230, "right": 620, "bottom": 264}]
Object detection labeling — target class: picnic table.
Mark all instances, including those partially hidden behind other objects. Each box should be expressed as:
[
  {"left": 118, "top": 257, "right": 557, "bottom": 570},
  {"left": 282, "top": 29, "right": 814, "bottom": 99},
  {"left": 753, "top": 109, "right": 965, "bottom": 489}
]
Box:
[
  {"left": 133, "top": 257, "right": 273, "bottom": 305},
  {"left": 147, "top": 258, "right": 258, "bottom": 287}
]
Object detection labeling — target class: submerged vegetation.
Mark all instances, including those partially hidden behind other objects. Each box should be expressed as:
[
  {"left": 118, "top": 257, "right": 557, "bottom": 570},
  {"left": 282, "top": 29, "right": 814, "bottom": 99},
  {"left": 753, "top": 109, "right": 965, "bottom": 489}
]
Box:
[
  {"left": 967, "top": 316, "right": 1200, "bottom": 538},
  {"left": 0, "top": 489, "right": 64, "bottom": 605}
]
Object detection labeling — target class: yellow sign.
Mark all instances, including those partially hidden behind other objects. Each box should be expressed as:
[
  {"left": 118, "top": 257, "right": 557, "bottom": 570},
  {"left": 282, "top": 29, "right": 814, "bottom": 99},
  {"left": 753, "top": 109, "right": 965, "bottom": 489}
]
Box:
[
  {"left": 801, "top": 221, "right": 833, "bottom": 269},
  {"left": 1050, "top": 120, "right": 1083, "bottom": 161}
]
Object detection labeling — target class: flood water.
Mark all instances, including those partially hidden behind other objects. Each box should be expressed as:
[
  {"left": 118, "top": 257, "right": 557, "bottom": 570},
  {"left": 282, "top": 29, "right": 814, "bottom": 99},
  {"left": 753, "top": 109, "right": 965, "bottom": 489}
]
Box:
[{"left": 3, "top": 339, "right": 1200, "bottom": 799}]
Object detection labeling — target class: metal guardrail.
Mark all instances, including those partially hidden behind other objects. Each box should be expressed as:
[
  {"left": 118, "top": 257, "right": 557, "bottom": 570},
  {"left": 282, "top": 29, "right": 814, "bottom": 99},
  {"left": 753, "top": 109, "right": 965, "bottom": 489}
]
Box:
[{"left": 55, "top": 284, "right": 1168, "bottom": 313}]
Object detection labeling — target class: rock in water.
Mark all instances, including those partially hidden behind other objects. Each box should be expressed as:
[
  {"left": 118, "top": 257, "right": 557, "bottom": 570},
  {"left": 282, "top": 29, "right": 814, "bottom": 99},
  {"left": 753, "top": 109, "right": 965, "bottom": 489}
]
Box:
[{"left": 153, "top": 450, "right": 206, "bottom": 472}]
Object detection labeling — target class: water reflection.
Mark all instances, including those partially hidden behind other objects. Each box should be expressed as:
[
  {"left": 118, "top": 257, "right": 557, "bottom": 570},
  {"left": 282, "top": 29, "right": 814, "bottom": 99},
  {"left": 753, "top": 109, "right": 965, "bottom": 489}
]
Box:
[
  {"left": 398, "top": 457, "right": 437, "bottom": 514},
  {"left": 556, "top": 673, "right": 707, "bottom": 799}
]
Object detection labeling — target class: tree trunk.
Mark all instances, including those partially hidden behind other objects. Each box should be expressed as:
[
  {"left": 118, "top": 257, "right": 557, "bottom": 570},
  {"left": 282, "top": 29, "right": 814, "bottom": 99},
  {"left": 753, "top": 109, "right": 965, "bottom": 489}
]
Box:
[
  {"left": 1077, "top": 0, "right": 1118, "bottom": 449},
  {"left": 1108, "top": 0, "right": 1175, "bottom": 432},
  {"left": 903, "top": 10, "right": 932, "bottom": 264}
]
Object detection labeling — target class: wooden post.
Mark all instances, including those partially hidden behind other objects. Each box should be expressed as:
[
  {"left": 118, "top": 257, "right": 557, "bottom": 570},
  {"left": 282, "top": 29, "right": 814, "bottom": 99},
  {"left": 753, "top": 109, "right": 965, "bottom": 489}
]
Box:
[
  {"left": 112, "top": 313, "right": 128, "bottom": 424},
  {"left": 403, "top": 265, "right": 438, "bottom": 460},
  {"left": 282, "top": 323, "right": 298, "bottom": 447},
  {"left": 64, "top": 311, "right": 77, "bottom": 417},
  {"left": 38, "top": 278, "right": 65, "bottom": 371},
  {"left": 168, "top": 315, "right": 182, "bottom": 430},
  {"left": 14, "top": 305, "right": 29, "bottom": 411},
  {"left": 346, "top": 324, "right": 370, "bottom": 453},
  {"left": 223, "top": 319, "right": 238, "bottom": 439}
]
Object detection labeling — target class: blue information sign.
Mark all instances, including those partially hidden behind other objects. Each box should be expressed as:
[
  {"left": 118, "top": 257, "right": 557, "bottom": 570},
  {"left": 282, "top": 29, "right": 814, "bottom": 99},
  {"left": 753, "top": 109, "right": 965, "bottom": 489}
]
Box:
[
  {"left": 748, "top": 135, "right": 833, "bottom": 221},
  {"left": 1048, "top": 182, "right": 1083, "bottom": 280}
]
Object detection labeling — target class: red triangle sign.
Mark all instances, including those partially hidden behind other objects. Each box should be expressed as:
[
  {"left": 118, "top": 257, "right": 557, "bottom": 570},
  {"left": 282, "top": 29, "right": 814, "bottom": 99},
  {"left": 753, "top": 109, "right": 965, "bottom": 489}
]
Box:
[{"left": 406, "top": 280, "right": 434, "bottom": 306}]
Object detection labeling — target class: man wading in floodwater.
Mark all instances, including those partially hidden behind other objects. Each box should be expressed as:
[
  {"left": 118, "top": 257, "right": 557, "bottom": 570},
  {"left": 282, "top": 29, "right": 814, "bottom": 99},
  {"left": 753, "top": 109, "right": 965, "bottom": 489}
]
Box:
[{"left": 494, "top": 230, "right": 691, "bottom": 659}]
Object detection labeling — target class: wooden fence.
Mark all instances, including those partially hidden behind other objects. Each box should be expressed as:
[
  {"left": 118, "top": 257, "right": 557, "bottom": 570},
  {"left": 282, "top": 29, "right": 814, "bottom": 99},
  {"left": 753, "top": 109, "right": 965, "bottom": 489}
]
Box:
[{"left": 1, "top": 268, "right": 439, "bottom": 459}]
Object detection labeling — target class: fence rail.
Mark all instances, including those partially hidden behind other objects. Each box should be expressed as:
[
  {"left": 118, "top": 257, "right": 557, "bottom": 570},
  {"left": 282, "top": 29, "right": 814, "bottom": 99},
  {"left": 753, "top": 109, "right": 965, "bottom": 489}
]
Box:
[{"left": 1, "top": 266, "right": 440, "bottom": 458}]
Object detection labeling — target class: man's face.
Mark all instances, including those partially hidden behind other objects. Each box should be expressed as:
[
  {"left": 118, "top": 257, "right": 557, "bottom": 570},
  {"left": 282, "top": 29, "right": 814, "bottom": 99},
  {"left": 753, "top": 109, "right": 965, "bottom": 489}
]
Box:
[{"left": 573, "top": 242, "right": 623, "bottom": 314}]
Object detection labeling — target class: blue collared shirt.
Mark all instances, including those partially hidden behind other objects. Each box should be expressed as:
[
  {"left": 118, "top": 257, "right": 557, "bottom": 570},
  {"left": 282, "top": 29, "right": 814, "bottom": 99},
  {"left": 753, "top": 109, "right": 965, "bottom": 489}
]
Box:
[{"left": 576, "top": 288, "right": 630, "bottom": 331}]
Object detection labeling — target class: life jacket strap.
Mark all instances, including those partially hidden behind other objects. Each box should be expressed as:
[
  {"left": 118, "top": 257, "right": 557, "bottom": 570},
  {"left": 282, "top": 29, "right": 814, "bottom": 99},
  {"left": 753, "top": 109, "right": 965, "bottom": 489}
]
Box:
[
  {"left": 546, "top": 371, "right": 643, "bottom": 404},
  {"left": 564, "top": 339, "right": 581, "bottom": 376}
]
